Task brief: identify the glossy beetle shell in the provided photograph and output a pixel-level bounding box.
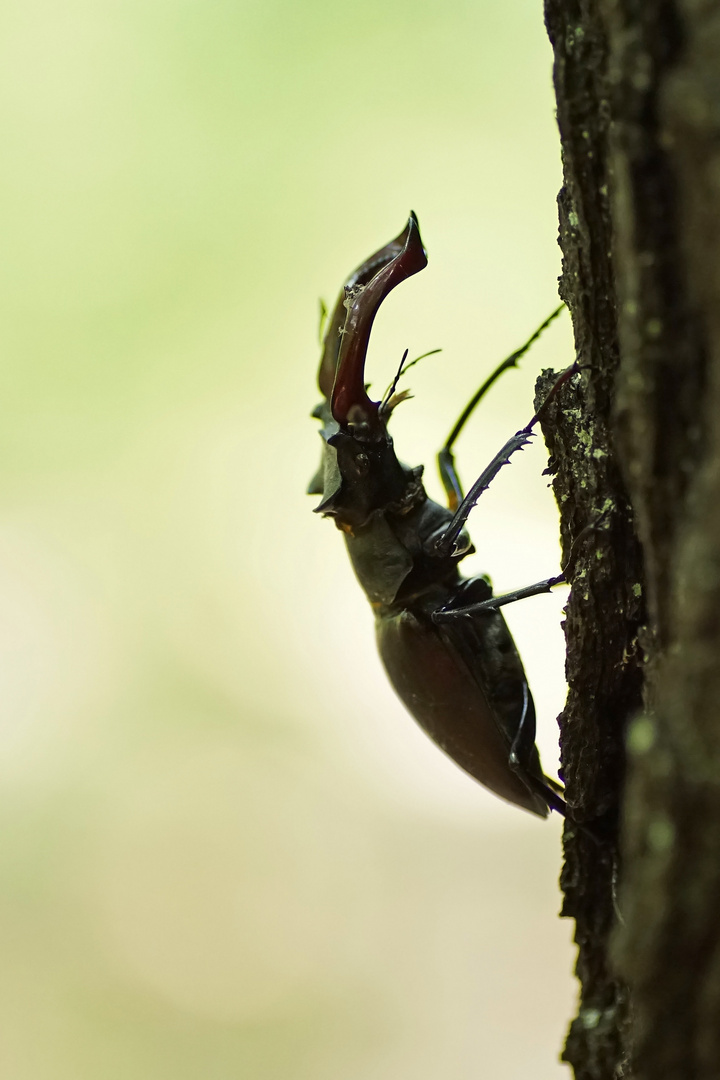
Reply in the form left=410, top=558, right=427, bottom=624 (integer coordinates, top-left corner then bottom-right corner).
left=376, top=604, right=548, bottom=815
left=310, top=213, right=560, bottom=817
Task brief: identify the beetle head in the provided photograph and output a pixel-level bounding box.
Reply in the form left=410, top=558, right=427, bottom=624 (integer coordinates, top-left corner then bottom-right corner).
left=309, top=214, right=428, bottom=528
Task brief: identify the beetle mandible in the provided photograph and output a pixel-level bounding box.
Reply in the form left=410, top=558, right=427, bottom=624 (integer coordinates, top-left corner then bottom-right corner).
left=308, top=213, right=571, bottom=817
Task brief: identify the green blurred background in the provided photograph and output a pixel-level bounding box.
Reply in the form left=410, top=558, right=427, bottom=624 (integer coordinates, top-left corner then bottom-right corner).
left=0, top=1, right=577, bottom=1076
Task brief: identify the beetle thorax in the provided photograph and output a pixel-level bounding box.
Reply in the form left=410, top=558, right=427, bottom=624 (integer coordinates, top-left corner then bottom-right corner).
left=314, top=415, right=425, bottom=531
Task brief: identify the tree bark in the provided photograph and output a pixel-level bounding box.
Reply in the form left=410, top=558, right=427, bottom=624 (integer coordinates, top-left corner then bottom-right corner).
left=542, top=1, right=720, bottom=1077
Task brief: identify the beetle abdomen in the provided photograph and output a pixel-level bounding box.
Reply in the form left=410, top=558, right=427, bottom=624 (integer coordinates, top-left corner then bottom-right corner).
left=375, top=608, right=549, bottom=816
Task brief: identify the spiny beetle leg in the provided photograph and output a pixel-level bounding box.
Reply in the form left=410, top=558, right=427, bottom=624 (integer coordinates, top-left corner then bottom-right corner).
left=437, top=305, right=565, bottom=511
left=433, top=362, right=578, bottom=559
left=432, top=572, right=566, bottom=622
left=432, top=504, right=610, bottom=622
left=434, top=427, right=536, bottom=558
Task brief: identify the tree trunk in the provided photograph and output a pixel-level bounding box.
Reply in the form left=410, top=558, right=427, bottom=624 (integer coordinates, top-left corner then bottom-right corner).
left=542, top=1, right=720, bottom=1077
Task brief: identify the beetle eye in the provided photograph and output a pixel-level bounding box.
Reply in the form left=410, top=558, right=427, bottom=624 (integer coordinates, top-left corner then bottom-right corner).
left=353, top=453, right=369, bottom=477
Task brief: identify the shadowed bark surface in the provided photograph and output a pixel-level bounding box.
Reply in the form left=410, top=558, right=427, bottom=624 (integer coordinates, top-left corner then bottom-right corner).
left=542, top=1, right=720, bottom=1077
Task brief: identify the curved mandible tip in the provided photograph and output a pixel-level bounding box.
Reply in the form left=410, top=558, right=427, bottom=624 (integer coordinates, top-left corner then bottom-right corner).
left=330, top=213, right=428, bottom=428
left=317, top=213, right=424, bottom=399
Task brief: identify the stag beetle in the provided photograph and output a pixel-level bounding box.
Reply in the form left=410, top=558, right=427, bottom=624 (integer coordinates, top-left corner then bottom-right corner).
left=308, top=213, right=572, bottom=817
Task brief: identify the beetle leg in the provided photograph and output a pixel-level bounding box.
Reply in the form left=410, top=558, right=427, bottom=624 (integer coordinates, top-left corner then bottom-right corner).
left=434, top=427, right=538, bottom=557
left=505, top=684, right=568, bottom=816
left=520, top=768, right=608, bottom=837
left=437, top=305, right=565, bottom=511
left=433, top=362, right=578, bottom=558
left=432, top=572, right=567, bottom=621
left=433, top=503, right=609, bottom=621
left=520, top=772, right=568, bottom=816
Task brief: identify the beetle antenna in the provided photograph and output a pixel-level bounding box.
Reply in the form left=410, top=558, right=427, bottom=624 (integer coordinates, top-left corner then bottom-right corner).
left=380, top=347, right=442, bottom=415
left=381, top=348, right=410, bottom=410
left=398, top=347, right=442, bottom=380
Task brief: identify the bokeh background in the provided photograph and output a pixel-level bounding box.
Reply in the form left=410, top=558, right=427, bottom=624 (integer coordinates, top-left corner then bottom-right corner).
left=1, top=1, right=578, bottom=1077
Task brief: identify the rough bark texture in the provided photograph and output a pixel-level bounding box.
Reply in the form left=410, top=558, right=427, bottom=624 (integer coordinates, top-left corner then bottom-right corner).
left=542, top=1, right=720, bottom=1078
left=540, top=7, right=645, bottom=1077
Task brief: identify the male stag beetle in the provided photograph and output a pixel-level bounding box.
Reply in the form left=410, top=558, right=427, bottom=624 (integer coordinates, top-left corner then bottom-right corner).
left=308, top=213, right=573, bottom=817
